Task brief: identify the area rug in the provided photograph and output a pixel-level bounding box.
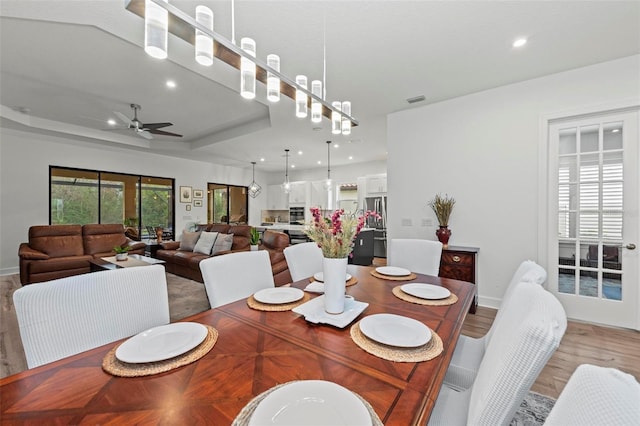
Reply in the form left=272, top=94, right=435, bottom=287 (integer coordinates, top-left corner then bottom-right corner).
left=510, top=391, right=556, bottom=425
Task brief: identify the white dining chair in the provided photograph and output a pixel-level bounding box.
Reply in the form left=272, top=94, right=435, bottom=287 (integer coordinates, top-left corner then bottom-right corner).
left=200, top=250, right=274, bottom=308
left=428, top=281, right=567, bottom=426
left=444, top=260, right=547, bottom=390
left=13, top=265, right=170, bottom=369
left=283, top=242, right=324, bottom=282
left=386, top=238, right=443, bottom=276
left=544, top=364, right=640, bottom=425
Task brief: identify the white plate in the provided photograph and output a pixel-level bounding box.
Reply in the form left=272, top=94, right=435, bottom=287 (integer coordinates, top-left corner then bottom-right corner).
left=375, top=266, right=412, bottom=277
left=313, top=272, right=352, bottom=283
left=254, top=287, right=304, bottom=304
left=249, top=380, right=371, bottom=426
left=292, top=296, right=369, bottom=328
left=116, top=322, right=208, bottom=363
left=401, top=283, right=451, bottom=300
left=359, top=314, right=431, bottom=348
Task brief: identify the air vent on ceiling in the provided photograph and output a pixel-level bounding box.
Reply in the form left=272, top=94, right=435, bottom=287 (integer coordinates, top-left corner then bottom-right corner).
left=406, top=95, right=426, bottom=104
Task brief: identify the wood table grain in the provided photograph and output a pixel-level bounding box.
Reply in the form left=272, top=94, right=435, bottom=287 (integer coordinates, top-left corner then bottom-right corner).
left=0, top=266, right=474, bottom=425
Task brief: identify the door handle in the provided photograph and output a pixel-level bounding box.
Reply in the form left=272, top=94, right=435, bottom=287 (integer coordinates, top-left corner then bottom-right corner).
left=626, top=243, right=636, bottom=250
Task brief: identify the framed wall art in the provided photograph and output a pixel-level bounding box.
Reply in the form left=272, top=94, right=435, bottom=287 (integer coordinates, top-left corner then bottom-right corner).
left=193, top=189, right=204, bottom=198
left=180, top=186, right=192, bottom=203
left=186, top=204, right=191, bottom=211
left=194, top=199, right=203, bottom=207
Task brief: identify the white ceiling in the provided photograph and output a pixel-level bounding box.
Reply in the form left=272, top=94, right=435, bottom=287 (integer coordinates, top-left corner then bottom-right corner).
left=1, top=0, right=639, bottom=172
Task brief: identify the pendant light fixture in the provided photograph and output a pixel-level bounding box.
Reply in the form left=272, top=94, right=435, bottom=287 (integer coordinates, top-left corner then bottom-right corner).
left=282, top=149, right=291, bottom=193
left=144, top=0, right=168, bottom=59
left=266, top=54, right=280, bottom=102
left=341, top=101, right=351, bottom=135
left=195, top=6, right=214, bottom=66
left=133, top=1, right=358, bottom=128
left=240, top=37, right=256, bottom=99
left=331, top=101, right=341, bottom=134
left=295, top=75, right=308, bottom=118
left=248, top=161, right=262, bottom=198
left=324, top=140, right=332, bottom=190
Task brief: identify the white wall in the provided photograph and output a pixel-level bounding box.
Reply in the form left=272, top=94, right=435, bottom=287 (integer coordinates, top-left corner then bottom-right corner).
left=387, top=55, right=640, bottom=308
left=0, top=128, right=268, bottom=274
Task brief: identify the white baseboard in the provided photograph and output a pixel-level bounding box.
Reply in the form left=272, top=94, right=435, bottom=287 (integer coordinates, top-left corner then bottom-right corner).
left=0, top=267, right=19, bottom=276
left=478, top=295, right=501, bottom=310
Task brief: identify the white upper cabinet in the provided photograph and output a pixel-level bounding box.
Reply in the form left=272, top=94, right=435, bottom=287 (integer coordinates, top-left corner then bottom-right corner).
left=289, top=181, right=309, bottom=205
left=366, top=174, right=387, bottom=195
left=267, top=184, right=288, bottom=210
left=310, top=181, right=329, bottom=210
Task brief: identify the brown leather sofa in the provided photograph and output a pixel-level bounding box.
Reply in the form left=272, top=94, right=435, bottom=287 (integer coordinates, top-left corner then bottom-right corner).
left=156, top=225, right=292, bottom=285
left=18, top=224, right=146, bottom=284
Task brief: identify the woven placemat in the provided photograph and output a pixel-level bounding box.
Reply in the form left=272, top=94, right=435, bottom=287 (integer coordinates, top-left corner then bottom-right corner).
left=102, top=325, right=218, bottom=377
left=350, top=321, right=443, bottom=362
left=370, top=270, right=418, bottom=281
left=231, top=380, right=384, bottom=426
left=392, top=286, right=459, bottom=306
left=247, top=293, right=312, bottom=311
left=309, top=276, right=358, bottom=287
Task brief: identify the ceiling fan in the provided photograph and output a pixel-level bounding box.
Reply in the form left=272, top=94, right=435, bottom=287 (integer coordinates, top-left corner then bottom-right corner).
left=113, top=104, right=182, bottom=139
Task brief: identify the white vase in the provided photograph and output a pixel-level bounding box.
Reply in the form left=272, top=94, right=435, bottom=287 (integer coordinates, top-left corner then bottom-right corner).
left=115, top=253, right=128, bottom=261
left=250, top=245, right=259, bottom=251
left=323, top=257, right=348, bottom=314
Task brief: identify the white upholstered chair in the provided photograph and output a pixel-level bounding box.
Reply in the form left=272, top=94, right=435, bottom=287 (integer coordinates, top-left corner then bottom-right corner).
left=283, top=242, right=324, bottom=282
left=200, top=250, right=274, bottom=308
left=387, top=238, right=443, bottom=276
left=13, top=265, right=170, bottom=369
left=429, top=281, right=567, bottom=426
left=444, top=260, right=547, bottom=391
left=545, top=364, right=640, bottom=425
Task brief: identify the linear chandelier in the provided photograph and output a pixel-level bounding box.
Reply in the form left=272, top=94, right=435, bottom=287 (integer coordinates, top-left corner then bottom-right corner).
left=128, top=0, right=358, bottom=133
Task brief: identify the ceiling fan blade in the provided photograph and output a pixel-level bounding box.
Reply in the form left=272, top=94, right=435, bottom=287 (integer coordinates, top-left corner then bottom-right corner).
left=149, top=129, right=183, bottom=137
left=143, top=122, right=173, bottom=130
left=114, top=111, right=132, bottom=126
left=137, top=130, right=153, bottom=140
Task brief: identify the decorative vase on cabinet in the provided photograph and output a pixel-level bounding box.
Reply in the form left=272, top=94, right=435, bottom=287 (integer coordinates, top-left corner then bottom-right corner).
left=436, top=226, right=451, bottom=248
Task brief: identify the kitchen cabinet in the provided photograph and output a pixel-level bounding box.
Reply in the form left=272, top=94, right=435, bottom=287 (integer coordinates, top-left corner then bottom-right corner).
left=439, top=246, right=479, bottom=313
left=309, top=181, right=329, bottom=210
left=267, top=184, right=288, bottom=210
left=366, top=174, right=387, bottom=195
left=288, top=181, right=309, bottom=205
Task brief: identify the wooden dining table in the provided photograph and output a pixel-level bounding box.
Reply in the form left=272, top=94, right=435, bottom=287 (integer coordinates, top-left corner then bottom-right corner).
left=0, top=265, right=475, bottom=425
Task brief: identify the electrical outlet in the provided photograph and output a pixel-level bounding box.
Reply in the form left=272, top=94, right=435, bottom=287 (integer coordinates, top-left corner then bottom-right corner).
left=401, top=218, right=412, bottom=226
left=422, top=218, right=433, bottom=227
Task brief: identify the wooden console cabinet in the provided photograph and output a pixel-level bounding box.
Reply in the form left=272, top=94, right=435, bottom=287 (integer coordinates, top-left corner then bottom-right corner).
left=439, top=246, right=479, bottom=313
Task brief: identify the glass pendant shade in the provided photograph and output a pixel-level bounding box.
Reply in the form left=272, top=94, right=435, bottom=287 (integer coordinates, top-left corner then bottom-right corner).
left=266, top=54, right=280, bottom=102
left=195, top=6, right=214, bottom=66
left=295, top=75, right=308, bottom=118
left=311, top=80, right=322, bottom=123
left=240, top=37, right=256, bottom=99
left=282, top=149, right=291, bottom=193
left=144, top=0, right=168, bottom=59
left=331, top=101, right=342, bottom=134
left=248, top=162, right=262, bottom=198
left=341, top=101, right=351, bottom=135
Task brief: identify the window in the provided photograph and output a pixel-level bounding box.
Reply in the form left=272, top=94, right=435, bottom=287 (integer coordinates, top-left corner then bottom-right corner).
left=207, top=183, right=248, bottom=224
left=50, top=167, right=174, bottom=239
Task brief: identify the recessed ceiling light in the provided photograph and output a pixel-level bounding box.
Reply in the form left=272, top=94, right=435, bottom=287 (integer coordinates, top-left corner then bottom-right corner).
left=166, top=80, right=176, bottom=88
left=333, top=143, right=339, bottom=148
left=348, top=156, right=353, bottom=160
left=291, top=164, right=296, bottom=168
left=512, top=38, right=527, bottom=48
left=612, top=129, right=620, bottom=133
left=260, top=158, right=265, bottom=161
left=317, top=160, right=322, bottom=165
left=298, top=150, right=303, bottom=155
left=107, top=119, right=117, bottom=126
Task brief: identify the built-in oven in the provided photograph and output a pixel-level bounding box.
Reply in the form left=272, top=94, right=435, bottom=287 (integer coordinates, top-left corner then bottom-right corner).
left=289, top=206, right=305, bottom=225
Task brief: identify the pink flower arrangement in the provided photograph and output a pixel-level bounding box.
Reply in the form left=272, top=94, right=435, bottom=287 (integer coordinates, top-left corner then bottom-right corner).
left=305, top=207, right=380, bottom=258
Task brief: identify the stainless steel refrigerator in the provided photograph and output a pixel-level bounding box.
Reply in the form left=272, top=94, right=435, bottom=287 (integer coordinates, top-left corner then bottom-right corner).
left=364, top=196, right=387, bottom=258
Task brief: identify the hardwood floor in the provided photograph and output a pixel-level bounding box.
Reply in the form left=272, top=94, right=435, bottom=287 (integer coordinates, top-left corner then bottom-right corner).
left=462, top=306, right=640, bottom=399
left=2, top=269, right=639, bottom=400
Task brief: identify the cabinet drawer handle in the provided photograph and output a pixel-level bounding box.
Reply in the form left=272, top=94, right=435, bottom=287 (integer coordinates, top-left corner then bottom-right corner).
left=452, top=256, right=461, bottom=262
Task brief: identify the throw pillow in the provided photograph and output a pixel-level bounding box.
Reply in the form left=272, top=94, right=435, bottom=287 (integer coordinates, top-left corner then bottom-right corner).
left=178, top=231, right=201, bottom=251
left=193, top=231, right=219, bottom=255
left=211, top=233, right=234, bottom=255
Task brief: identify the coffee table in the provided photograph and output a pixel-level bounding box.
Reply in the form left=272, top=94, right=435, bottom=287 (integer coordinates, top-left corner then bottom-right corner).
left=89, top=254, right=165, bottom=272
